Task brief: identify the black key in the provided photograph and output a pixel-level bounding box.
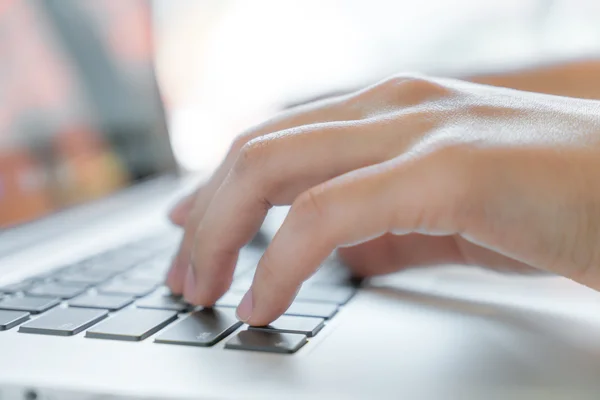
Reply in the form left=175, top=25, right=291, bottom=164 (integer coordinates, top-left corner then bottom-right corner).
left=225, top=330, right=307, bottom=354
left=69, top=294, right=134, bottom=311
left=27, top=283, right=88, bottom=299
left=19, top=308, right=108, bottom=336
left=86, top=309, right=177, bottom=341
left=0, top=310, right=30, bottom=330
left=0, top=281, right=33, bottom=294
left=215, top=292, right=243, bottom=308
left=57, top=270, right=116, bottom=286
left=284, top=302, right=338, bottom=319
left=98, top=280, right=157, bottom=297
left=295, top=286, right=355, bottom=304
left=249, top=315, right=324, bottom=337
left=137, top=294, right=190, bottom=312
left=0, top=296, right=60, bottom=313
left=155, top=308, right=242, bottom=347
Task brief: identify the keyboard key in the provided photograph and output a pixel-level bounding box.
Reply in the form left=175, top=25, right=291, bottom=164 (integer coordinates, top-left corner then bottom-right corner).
left=284, top=302, right=338, bottom=319
left=249, top=315, right=325, bottom=337
left=83, top=253, right=144, bottom=273
left=155, top=308, right=242, bottom=347
left=134, top=254, right=172, bottom=273
left=121, top=270, right=163, bottom=284
left=137, top=294, right=190, bottom=312
left=69, top=294, right=134, bottom=311
left=19, top=308, right=108, bottom=336
left=57, top=270, right=116, bottom=286
left=98, top=280, right=157, bottom=297
left=128, top=234, right=180, bottom=252
left=152, top=286, right=175, bottom=296
left=85, top=260, right=136, bottom=274
left=217, top=292, right=337, bottom=320
left=86, top=309, right=177, bottom=341
left=225, top=330, right=307, bottom=354
left=27, top=283, right=88, bottom=299
left=0, top=310, right=30, bottom=330
left=295, top=286, right=355, bottom=304
left=309, top=263, right=356, bottom=287
left=215, top=292, right=243, bottom=308
left=0, top=296, right=60, bottom=313
left=0, top=281, right=33, bottom=294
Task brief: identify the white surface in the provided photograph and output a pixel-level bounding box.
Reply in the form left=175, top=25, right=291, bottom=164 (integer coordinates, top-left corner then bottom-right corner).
left=154, top=0, right=600, bottom=172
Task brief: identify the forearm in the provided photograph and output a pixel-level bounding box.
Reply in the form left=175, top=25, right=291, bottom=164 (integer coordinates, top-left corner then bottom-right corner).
left=469, top=59, right=600, bottom=100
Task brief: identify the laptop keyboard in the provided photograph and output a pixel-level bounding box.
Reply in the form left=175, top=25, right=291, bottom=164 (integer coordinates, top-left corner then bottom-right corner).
left=0, top=233, right=359, bottom=354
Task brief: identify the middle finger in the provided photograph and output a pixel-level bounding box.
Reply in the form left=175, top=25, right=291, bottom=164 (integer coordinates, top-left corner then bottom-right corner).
left=183, top=117, right=416, bottom=305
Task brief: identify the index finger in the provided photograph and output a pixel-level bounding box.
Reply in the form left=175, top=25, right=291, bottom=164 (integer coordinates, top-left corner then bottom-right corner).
left=167, top=95, right=358, bottom=294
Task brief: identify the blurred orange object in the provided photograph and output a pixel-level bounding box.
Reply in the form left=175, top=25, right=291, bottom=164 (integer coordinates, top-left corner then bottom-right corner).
left=53, top=127, right=129, bottom=206
left=0, top=0, right=160, bottom=227
left=0, top=148, right=53, bottom=226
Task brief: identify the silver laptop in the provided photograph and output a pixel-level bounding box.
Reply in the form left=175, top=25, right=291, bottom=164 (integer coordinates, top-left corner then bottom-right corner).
left=2, top=3, right=600, bottom=399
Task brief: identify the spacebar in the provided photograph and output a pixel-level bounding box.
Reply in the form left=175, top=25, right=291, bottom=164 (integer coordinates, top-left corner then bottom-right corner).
left=86, top=309, right=177, bottom=342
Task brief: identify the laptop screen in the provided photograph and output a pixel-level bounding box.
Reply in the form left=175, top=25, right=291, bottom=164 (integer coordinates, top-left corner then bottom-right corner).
left=0, top=0, right=177, bottom=228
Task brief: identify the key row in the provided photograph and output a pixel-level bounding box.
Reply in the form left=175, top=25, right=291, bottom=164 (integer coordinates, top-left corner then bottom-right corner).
left=0, top=307, right=320, bottom=354
left=0, top=233, right=180, bottom=296
left=0, top=283, right=354, bottom=317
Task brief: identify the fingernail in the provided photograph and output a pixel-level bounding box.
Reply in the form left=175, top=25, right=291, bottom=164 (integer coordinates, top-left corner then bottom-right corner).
left=183, top=264, right=197, bottom=301
left=236, top=289, right=253, bottom=322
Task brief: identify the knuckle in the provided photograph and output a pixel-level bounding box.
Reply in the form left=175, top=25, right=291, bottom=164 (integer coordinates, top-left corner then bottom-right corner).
left=347, top=74, right=458, bottom=114
left=292, top=188, right=327, bottom=225
left=370, top=75, right=454, bottom=106
left=396, top=76, right=454, bottom=104
left=229, top=133, right=253, bottom=156
left=381, top=74, right=418, bottom=92
left=231, top=137, right=271, bottom=178
left=351, top=75, right=408, bottom=105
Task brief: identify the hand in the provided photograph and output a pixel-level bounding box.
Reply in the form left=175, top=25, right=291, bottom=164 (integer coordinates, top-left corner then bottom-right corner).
left=166, top=75, right=600, bottom=326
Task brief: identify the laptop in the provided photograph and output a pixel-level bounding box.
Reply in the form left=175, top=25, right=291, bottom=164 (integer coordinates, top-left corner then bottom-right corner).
left=2, top=2, right=600, bottom=399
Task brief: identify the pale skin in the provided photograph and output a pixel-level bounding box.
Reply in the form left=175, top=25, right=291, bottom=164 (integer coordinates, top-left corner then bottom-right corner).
left=166, top=59, right=600, bottom=326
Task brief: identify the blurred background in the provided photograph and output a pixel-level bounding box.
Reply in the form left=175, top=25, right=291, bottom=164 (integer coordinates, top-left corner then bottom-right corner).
left=1, top=0, right=600, bottom=226
left=153, top=0, right=600, bottom=170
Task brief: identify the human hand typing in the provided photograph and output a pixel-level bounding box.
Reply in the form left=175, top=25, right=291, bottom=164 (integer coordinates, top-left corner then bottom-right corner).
left=166, top=75, right=600, bottom=326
